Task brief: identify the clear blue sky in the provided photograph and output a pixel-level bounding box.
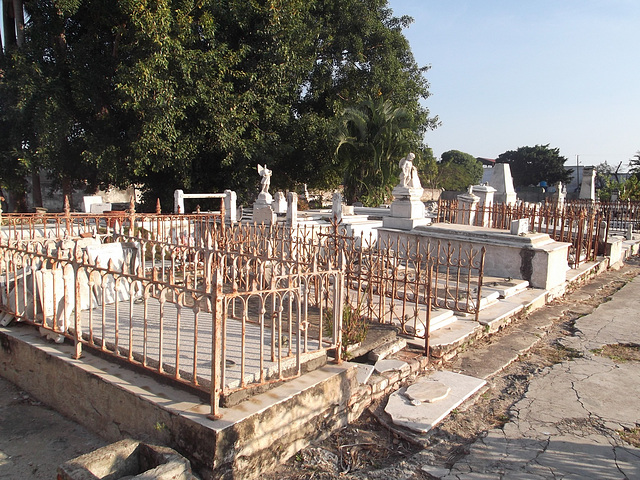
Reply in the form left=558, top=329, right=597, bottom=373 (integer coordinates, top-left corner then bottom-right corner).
left=388, top=0, right=639, bottom=169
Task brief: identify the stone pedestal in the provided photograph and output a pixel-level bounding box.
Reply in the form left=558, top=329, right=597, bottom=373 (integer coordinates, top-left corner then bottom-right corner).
left=287, top=192, right=298, bottom=227
left=253, top=193, right=276, bottom=225
left=456, top=190, right=480, bottom=226
left=472, top=184, right=496, bottom=227
left=579, top=166, right=596, bottom=201
left=224, top=190, right=237, bottom=223
left=550, top=182, right=566, bottom=209
left=383, top=186, right=430, bottom=230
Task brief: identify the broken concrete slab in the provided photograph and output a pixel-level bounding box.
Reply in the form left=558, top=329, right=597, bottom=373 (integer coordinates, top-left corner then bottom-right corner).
left=57, top=438, right=194, bottom=480
left=385, top=371, right=486, bottom=433
left=355, top=364, right=374, bottom=384
left=374, top=359, right=408, bottom=373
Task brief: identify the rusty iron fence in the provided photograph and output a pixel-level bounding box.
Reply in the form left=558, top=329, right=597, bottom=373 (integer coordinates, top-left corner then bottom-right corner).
left=0, top=218, right=344, bottom=417
left=436, top=199, right=608, bottom=267
left=317, top=223, right=485, bottom=356
left=0, top=212, right=487, bottom=414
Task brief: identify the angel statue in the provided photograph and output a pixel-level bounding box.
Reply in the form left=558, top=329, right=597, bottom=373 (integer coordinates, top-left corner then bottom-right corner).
left=398, top=153, right=421, bottom=188
left=257, top=164, right=272, bottom=194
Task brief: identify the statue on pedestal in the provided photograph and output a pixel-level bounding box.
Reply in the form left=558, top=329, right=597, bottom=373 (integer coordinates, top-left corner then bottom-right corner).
left=398, top=153, right=421, bottom=189
left=257, top=164, right=272, bottom=195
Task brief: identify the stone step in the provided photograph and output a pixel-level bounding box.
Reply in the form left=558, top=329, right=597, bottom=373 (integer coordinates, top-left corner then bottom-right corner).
left=481, top=276, right=529, bottom=298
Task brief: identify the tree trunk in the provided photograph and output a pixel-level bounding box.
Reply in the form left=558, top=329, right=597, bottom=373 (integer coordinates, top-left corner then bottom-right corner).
left=31, top=171, right=43, bottom=207
left=2, top=0, right=16, bottom=47
left=13, top=0, right=24, bottom=47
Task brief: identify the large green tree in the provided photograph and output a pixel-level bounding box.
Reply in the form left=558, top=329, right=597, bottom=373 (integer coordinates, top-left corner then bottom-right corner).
left=496, top=144, right=572, bottom=188
left=436, top=150, right=483, bottom=191
left=0, top=0, right=436, bottom=210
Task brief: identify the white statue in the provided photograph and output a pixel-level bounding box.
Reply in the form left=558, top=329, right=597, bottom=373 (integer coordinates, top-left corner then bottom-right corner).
left=257, top=164, right=272, bottom=194
left=398, top=153, right=421, bottom=188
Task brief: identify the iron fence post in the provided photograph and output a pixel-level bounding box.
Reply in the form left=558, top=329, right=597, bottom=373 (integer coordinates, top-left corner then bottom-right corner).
left=209, top=265, right=224, bottom=419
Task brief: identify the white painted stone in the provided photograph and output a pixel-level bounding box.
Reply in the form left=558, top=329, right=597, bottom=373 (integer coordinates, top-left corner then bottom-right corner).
left=253, top=205, right=276, bottom=225
left=35, top=267, right=75, bottom=333
left=488, top=163, right=517, bottom=205
left=385, top=370, right=486, bottom=433
left=224, top=190, right=237, bottom=223
left=286, top=192, right=298, bottom=227
left=456, top=189, right=480, bottom=226
left=83, top=195, right=103, bottom=213
left=405, top=380, right=451, bottom=403
left=510, top=218, right=530, bottom=235
left=89, top=202, right=112, bottom=214
left=85, top=243, right=131, bottom=305
left=374, top=359, right=407, bottom=373
left=579, top=166, right=596, bottom=200
left=356, top=364, right=374, bottom=384
left=273, top=192, right=287, bottom=214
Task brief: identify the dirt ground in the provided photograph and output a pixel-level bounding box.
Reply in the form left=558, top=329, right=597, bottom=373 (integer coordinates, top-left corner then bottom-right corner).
left=0, top=377, right=107, bottom=479
left=263, top=261, right=640, bottom=480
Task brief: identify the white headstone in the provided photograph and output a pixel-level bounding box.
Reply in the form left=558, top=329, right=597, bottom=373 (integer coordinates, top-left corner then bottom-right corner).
left=273, top=191, right=287, bottom=214
left=287, top=192, right=298, bottom=226
left=332, top=192, right=343, bottom=222
left=224, top=190, right=237, bottom=223
left=83, top=195, right=103, bottom=213
left=488, top=163, right=517, bottom=205
left=174, top=189, right=185, bottom=214
left=579, top=166, right=596, bottom=200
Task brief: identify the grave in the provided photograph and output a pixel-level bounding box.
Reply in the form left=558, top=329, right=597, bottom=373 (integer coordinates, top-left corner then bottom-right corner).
left=579, top=166, right=596, bottom=201
left=488, top=163, right=517, bottom=205
left=383, top=153, right=431, bottom=230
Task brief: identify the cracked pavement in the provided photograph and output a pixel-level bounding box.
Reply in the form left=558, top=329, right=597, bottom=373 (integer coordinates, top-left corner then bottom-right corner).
left=440, top=274, right=640, bottom=480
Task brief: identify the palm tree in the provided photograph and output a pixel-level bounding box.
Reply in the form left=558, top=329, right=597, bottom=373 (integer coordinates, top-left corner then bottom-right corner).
left=336, top=95, right=417, bottom=206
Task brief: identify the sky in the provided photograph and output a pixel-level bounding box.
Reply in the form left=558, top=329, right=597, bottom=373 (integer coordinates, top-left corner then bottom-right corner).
left=387, top=0, right=640, bottom=169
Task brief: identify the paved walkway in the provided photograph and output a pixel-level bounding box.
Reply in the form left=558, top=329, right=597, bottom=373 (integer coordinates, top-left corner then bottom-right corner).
left=442, top=275, right=640, bottom=479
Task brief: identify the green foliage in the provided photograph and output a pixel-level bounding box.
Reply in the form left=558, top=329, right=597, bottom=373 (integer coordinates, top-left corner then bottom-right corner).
left=496, top=144, right=572, bottom=188
left=324, top=301, right=369, bottom=360
left=336, top=95, right=419, bottom=205
left=629, top=151, right=640, bottom=179
left=0, top=0, right=437, bottom=210
left=436, top=150, right=483, bottom=191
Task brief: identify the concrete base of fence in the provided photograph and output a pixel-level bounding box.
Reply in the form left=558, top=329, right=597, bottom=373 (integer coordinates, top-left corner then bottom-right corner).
left=0, top=324, right=358, bottom=480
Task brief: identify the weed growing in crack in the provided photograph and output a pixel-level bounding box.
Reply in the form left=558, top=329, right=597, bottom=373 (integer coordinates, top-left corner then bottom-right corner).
left=591, top=343, right=640, bottom=363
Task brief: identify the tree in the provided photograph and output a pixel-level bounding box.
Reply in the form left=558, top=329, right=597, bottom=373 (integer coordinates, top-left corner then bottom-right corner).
left=0, top=0, right=437, bottom=210
left=629, top=151, right=640, bottom=179
left=335, top=95, right=420, bottom=205
left=496, top=145, right=572, bottom=188
left=436, top=150, right=483, bottom=191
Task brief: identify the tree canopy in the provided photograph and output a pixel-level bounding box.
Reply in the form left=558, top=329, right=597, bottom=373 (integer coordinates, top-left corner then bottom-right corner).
left=496, top=144, right=572, bottom=188
left=0, top=0, right=437, bottom=210
left=436, top=150, right=483, bottom=191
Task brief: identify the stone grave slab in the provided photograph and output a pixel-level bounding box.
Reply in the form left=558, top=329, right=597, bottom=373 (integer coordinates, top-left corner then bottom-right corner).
left=385, top=370, right=486, bottom=433
left=86, top=243, right=131, bottom=305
